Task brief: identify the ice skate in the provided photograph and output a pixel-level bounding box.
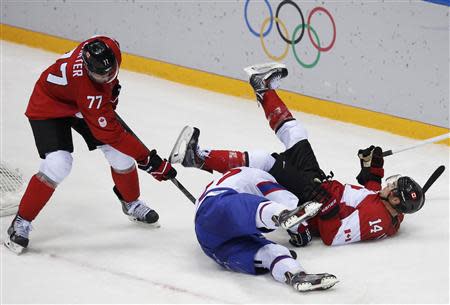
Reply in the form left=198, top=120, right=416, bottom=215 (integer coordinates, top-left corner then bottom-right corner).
left=272, top=201, right=322, bottom=230
left=285, top=271, right=339, bottom=292
left=4, top=214, right=32, bottom=254
left=113, top=187, right=160, bottom=227
left=244, top=62, right=288, bottom=103
left=169, top=126, right=209, bottom=171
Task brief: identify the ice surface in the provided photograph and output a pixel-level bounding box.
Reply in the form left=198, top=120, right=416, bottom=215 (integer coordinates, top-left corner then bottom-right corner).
left=1, top=41, right=449, bottom=304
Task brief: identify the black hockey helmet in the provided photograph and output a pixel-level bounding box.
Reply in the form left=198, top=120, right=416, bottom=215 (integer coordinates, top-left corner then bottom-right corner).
left=82, top=39, right=118, bottom=84
left=391, top=176, right=425, bottom=214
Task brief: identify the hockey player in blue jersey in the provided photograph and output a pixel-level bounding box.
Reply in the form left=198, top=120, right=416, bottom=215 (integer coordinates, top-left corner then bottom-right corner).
left=193, top=166, right=338, bottom=292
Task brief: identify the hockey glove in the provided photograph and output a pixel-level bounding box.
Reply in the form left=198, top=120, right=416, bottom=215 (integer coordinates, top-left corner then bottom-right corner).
left=138, top=150, right=177, bottom=181
left=111, top=83, right=121, bottom=109
left=356, top=146, right=384, bottom=185
left=288, top=225, right=312, bottom=247
left=112, top=83, right=121, bottom=99
left=310, top=183, right=339, bottom=220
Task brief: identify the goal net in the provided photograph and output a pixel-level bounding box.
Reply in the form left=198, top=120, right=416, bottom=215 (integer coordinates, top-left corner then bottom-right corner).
left=0, top=162, right=24, bottom=217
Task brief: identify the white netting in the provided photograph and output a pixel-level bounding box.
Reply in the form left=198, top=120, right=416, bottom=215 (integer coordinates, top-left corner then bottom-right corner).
left=0, top=163, right=24, bottom=217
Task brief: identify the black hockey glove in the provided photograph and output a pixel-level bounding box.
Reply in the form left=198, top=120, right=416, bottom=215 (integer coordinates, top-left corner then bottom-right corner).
left=112, top=83, right=121, bottom=99
left=288, top=225, right=312, bottom=247
left=356, top=146, right=384, bottom=185
left=138, top=150, right=177, bottom=181
left=111, top=83, right=121, bottom=109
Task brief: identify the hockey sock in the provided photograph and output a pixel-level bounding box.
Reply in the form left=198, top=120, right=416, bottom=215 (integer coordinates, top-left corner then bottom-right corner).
left=270, top=255, right=304, bottom=283
left=256, top=201, right=286, bottom=229
left=255, top=244, right=304, bottom=283
left=262, top=90, right=294, bottom=132
left=203, top=150, right=247, bottom=174
left=18, top=174, right=55, bottom=221
left=111, top=166, right=140, bottom=203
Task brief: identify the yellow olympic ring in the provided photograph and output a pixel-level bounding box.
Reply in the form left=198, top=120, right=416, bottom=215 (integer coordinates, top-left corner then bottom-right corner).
left=260, top=17, right=289, bottom=62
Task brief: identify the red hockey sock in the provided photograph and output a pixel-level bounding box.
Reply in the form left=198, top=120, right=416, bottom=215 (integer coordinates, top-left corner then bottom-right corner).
left=18, top=175, right=55, bottom=221
left=111, top=166, right=140, bottom=203
left=262, top=90, right=294, bottom=131
left=204, top=150, right=247, bottom=174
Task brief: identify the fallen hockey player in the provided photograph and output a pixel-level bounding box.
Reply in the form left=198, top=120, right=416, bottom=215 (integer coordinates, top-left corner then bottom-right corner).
left=170, top=63, right=425, bottom=248
left=193, top=164, right=339, bottom=292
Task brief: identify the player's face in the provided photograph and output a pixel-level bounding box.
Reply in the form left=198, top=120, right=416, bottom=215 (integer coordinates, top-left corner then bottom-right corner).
left=381, top=177, right=402, bottom=206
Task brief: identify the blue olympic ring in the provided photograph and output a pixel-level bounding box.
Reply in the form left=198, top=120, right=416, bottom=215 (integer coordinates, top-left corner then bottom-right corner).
left=244, top=0, right=273, bottom=38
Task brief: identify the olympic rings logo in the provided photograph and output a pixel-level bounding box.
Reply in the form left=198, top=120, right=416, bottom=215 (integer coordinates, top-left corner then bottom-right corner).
left=244, top=0, right=336, bottom=69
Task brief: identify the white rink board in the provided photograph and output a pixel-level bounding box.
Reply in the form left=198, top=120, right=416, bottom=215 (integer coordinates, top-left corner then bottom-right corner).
left=2, top=1, right=449, bottom=127
left=1, top=41, right=449, bottom=304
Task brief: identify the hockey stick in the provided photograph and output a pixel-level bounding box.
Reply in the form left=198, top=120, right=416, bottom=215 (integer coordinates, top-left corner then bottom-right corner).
left=382, top=133, right=450, bottom=157
left=422, top=165, right=445, bottom=194
left=114, top=113, right=196, bottom=204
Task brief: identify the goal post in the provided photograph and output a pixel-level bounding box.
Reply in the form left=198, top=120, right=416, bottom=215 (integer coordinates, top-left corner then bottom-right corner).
left=0, top=162, right=24, bottom=217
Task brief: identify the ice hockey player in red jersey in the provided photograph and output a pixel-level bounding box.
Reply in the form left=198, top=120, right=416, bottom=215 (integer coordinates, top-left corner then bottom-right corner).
left=169, top=62, right=425, bottom=248
left=4, top=36, right=177, bottom=254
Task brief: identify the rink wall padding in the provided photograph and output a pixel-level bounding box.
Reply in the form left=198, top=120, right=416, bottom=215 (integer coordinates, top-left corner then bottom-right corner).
left=1, top=23, right=449, bottom=146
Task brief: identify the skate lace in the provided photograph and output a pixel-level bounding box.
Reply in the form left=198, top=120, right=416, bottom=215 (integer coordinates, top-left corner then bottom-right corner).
left=251, top=76, right=266, bottom=93
left=14, top=216, right=32, bottom=238
left=127, top=200, right=152, bottom=220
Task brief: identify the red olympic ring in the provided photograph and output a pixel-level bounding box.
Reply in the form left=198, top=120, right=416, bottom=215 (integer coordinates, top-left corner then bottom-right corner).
left=307, top=7, right=336, bottom=52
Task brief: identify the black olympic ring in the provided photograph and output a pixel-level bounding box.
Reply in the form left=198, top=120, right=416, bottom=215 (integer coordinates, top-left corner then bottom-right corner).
left=275, top=0, right=305, bottom=45
left=244, top=0, right=337, bottom=68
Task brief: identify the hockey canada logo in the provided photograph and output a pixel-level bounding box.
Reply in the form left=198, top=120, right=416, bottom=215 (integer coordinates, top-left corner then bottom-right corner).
left=98, top=116, right=107, bottom=128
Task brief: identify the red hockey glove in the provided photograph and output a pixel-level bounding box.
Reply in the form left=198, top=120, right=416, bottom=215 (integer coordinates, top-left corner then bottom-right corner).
left=138, top=150, right=177, bottom=181
left=356, top=146, right=384, bottom=185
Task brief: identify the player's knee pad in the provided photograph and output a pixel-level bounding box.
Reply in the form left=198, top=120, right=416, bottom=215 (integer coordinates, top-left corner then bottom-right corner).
left=276, top=120, right=308, bottom=150
left=254, top=243, right=293, bottom=269
left=98, top=145, right=135, bottom=172
left=247, top=150, right=275, bottom=172
left=39, top=150, right=73, bottom=185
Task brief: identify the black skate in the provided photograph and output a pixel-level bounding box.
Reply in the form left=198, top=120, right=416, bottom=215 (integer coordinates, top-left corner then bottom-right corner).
left=285, top=271, right=339, bottom=292
left=272, top=201, right=322, bottom=230
left=244, top=62, right=288, bottom=103
left=113, top=187, right=160, bottom=227
left=4, top=214, right=32, bottom=254
left=169, top=126, right=210, bottom=171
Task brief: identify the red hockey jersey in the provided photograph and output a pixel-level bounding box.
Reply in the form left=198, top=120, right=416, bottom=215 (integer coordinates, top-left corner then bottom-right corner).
left=312, top=180, right=404, bottom=246
left=25, top=36, right=149, bottom=161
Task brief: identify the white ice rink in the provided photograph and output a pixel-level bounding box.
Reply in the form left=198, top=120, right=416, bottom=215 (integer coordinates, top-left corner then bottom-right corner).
left=1, top=41, right=449, bottom=304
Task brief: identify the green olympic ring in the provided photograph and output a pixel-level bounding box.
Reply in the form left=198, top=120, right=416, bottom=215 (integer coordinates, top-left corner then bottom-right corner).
left=291, top=23, right=321, bottom=69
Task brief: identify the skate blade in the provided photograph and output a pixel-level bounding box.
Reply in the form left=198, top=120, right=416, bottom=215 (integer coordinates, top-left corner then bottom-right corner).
left=3, top=236, right=25, bottom=255
left=243, top=62, right=286, bottom=76
left=169, top=126, right=195, bottom=164
left=281, top=202, right=323, bottom=230
left=128, top=216, right=161, bottom=228
left=295, top=276, right=339, bottom=292
left=302, top=202, right=323, bottom=219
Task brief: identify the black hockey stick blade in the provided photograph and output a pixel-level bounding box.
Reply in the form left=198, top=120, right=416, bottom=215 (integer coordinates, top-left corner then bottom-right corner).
left=382, top=150, right=393, bottom=157
left=171, top=178, right=196, bottom=204
left=423, top=165, right=445, bottom=194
